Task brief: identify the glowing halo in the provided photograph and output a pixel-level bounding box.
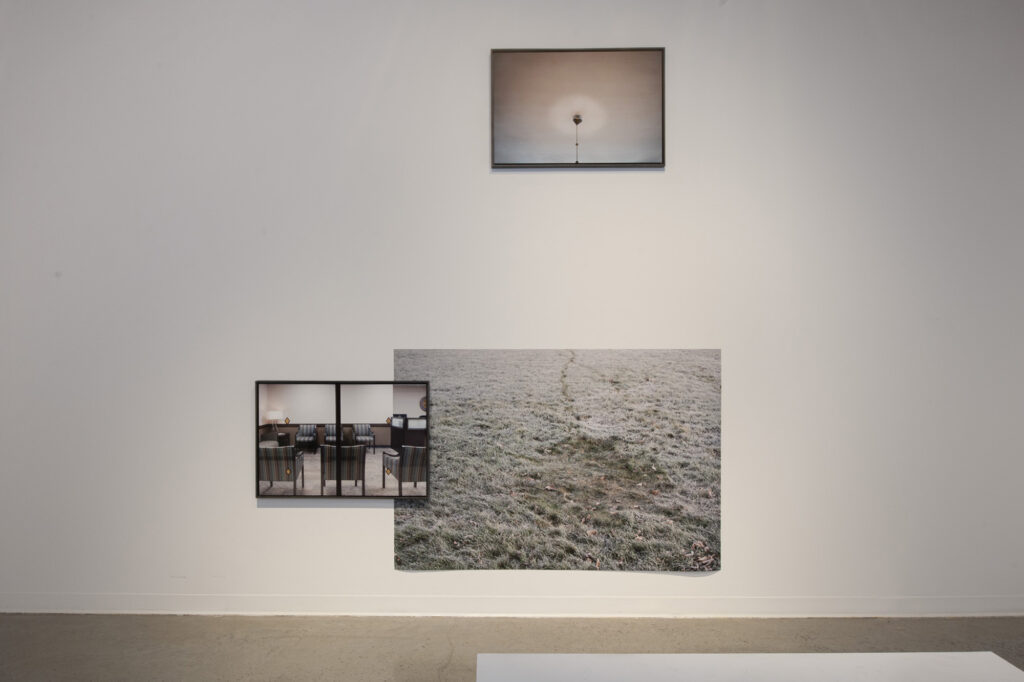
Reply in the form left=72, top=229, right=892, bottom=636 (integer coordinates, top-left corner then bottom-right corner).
left=548, top=94, right=608, bottom=136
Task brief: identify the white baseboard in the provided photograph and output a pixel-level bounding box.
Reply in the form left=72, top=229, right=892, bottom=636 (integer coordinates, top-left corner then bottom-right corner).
left=3, top=592, right=1024, bottom=617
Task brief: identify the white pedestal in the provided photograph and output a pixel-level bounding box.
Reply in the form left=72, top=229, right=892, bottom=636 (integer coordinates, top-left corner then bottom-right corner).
left=477, top=652, right=1024, bottom=682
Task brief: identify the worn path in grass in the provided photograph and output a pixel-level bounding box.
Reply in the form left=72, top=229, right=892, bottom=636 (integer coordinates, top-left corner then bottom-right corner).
left=394, top=349, right=721, bottom=571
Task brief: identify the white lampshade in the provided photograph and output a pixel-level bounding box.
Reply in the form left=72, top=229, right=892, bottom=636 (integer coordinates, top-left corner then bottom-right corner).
left=266, top=410, right=283, bottom=422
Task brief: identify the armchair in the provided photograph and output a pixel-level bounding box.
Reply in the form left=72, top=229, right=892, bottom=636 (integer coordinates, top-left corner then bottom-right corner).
left=394, top=445, right=427, bottom=496
left=320, top=444, right=367, bottom=496
left=385, top=446, right=430, bottom=493
left=354, top=423, right=375, bottom=452
left=295, top=424, right=318, bottom=454
left=257, top=446, right=303, bottom=495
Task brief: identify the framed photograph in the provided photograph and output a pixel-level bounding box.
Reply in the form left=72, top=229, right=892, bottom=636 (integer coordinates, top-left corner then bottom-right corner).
left=491, top=48, right=665, bottom=168
left=255, top=381, right=429, bottom=499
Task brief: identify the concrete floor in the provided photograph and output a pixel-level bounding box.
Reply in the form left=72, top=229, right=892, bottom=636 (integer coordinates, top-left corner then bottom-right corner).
left=1, top=615, right=1022, bottom=681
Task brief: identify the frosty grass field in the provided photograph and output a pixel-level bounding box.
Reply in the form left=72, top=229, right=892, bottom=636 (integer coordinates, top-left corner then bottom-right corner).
left=394, top=349, right=721, bottom=571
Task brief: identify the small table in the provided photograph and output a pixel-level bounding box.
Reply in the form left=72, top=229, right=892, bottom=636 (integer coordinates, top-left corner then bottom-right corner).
left=277, top=432, right=291, bottom=446
left=381, top=448, right=401, bottom=494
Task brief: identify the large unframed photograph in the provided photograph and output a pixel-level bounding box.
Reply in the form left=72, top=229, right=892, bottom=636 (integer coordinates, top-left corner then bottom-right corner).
left=394, top=349, right=721, bottom=571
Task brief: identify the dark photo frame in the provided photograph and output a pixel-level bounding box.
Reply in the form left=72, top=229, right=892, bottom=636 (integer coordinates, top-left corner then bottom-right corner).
left=491, top=48, right=665, bottom=169
left=255, top=381, right=430, bottom=499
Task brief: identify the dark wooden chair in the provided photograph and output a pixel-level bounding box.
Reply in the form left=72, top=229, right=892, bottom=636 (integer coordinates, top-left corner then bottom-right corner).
left=295, top=424, right=318, bottom=454
left=320, top=444, right=367, bottom=496
left=393, top=445, right=427, bottom=496
left=257, top=446, right=303, bottom=495
left=354, top=423, right=375, bottom=452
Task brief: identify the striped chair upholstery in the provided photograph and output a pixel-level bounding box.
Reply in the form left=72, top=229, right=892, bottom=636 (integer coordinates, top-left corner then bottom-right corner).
left=354, top=423, right=375, bottom=452
left=295, top=424, right=318, bottom=453
left=397, top=445, right=428, bottom=488
left=320, top=444, right=367, bottom=495
left=324, top=424, right=337, bottom=445
left=258, top=446, right=302, bottom=495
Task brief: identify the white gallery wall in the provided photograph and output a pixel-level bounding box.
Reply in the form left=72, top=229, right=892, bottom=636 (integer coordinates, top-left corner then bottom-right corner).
left=1, top=0, right=1022, bottom=616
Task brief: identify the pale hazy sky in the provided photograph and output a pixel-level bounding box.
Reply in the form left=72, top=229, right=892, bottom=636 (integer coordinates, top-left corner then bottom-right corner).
left=492, top=50, right=663, bottom=165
